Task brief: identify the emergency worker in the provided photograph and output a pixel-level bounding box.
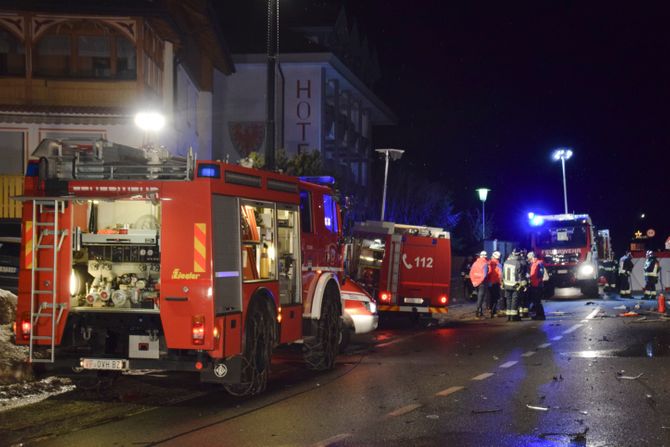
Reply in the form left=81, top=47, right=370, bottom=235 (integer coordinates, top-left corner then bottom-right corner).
left=527, top=252, right=546, bottom=320
left=487, top=251, right=502, bottom=318
left=601, top=255, right=618, bottom=292
left=643, top=250, right=660, bottom=300
left=460, top=255, right=475, bottom=301
left=469, top=251, right=489, bottom=318
left=518, top=249, right=530, bottom=318
left=503, top=249, right=527, bottom=321
left=618, top=251, right=633, bottom=298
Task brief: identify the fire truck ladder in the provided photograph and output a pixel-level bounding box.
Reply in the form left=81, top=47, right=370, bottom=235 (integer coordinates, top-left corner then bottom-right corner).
left=29, top=199, right=67, bottom=363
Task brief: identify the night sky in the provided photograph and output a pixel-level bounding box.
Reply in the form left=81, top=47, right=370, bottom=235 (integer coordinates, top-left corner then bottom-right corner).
left=341, top=1, right=670, bottom=252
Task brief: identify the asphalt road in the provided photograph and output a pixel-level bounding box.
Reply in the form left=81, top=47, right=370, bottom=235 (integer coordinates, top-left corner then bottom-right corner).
left=3, top=293, right=670, bottom=447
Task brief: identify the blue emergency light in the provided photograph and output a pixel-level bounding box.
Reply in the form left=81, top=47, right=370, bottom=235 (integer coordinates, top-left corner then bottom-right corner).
left=299, top=176, right=335, bottom=185
left=197, top=163, right=220, bottom=178
left=528, top=213, right=544, bottom=226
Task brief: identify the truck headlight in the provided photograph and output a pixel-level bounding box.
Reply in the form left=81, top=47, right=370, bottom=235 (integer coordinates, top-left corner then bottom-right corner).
left=578, top=264, right=594, bottom=277
left=369, top=301, right=377, bottom=314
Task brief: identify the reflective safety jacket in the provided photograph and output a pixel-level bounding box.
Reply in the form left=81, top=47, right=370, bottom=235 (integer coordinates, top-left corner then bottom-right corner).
left=644, top=256, right=660, bottom=278
left=488, top=259, right=502, bottom=285
left=502, top=254, right=527, bottom=291
left=619, top=254, right=633, bottom=275
left=469, top=257, right=489, bottom=287
left=529, top=259, right=545, bottom=288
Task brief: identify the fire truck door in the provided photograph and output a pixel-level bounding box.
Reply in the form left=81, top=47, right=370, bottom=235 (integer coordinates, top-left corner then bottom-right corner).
left=212, top=195, right=242, bottom=314
left=277, top=205, right=301, bottom=342
left=398, top=237, right=438, bottom=302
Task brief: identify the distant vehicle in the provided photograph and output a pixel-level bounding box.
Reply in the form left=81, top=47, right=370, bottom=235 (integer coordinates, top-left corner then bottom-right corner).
left=528, top=213, right=599, bottom=297
left=340, top=278, right=378, bottom=350
left=347, top=221, right=451, bottom=320
left=0, top=220, right=20, bottom=294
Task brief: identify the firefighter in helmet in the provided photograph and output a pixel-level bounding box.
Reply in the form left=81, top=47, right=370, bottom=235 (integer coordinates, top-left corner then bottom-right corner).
left=643, top=250, right=660, bottom=300
left=527, top=251, right=546, bottom=320
left=601, top=254, right=618, bottom=293
left=487, top=251, right=502, bottom=318
left=518, top=249, right=530, bottom=318
left=469, top=251, right=489, bottom=318
left=618, top=250, right=634, bottom=298
left=503, top=249, right=527, bottom=321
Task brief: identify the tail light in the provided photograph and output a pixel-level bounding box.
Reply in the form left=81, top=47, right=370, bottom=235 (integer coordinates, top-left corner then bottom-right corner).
left=439, top=295, right=448, bottom=305
left=379, top=291, right=391, bottom=303
left=192, top=315, right=205, bottom=345
left=21, top=316, right=31, bottom=341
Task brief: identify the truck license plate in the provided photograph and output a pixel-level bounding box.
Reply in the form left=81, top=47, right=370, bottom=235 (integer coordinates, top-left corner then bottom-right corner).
left=557, top=269, right=568, bottom=274
left=81, top=358, right=128, bottom=371
left=404, top=297, right=424, bottom=304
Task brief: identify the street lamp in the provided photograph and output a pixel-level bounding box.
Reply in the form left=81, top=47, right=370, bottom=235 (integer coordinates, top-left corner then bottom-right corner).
left=134, top=110, right=165, bottom=148
left=476, top=188, right=490, bottom=240
left=265, top=0, right=280, bottom=170
left=552, top=147, right=573, bottom=214
left=375, top=148, right=404, bottom=221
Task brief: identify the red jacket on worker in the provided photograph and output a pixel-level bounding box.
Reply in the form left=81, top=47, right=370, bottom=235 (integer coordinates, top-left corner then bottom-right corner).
left=487, top=259, right=502, bottom=285
left=469, top=257, right=489, bottom=287
left=529, top=258, right=544, bottom=288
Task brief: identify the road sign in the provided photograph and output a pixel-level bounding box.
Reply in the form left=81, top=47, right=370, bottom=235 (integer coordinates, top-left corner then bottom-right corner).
left=646, top=228, right=656, bottom=238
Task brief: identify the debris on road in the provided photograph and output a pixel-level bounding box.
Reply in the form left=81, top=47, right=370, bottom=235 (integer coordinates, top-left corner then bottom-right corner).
left=613, top=305, right=627, bottom=310
left=471, top=408, right=502, bottom=414
left=616, top=372, right=643, bottom=380
left=526, top=404, right=549, bottom=411
left=618, top=311, right=639, bottom=317
left=426, top=414, right=440, bottom=419
left=585, top=301, right=596, bottom=305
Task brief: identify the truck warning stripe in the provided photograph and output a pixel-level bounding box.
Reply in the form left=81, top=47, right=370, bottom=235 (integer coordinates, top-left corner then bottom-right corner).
left=24, top=221, right=33, bottom=269
left=194, top=223, right=206, bottom=272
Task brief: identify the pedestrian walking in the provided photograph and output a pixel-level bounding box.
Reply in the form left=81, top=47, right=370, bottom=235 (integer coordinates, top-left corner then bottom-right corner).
left=643, top=250, right=660, bottom=300
left=487, top=251, right=502, bottom=318
left=469, top=251, right=489, bottom=318
left=503, top=249, right=527, bottom=321
left=527, top=252, right=546, bottom=320
left=618, top=250, right=633, bottom=298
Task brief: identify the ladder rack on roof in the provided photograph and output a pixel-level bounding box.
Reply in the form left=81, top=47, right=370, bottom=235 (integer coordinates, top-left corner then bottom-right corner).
left=32, top=139, right=195, bottom=181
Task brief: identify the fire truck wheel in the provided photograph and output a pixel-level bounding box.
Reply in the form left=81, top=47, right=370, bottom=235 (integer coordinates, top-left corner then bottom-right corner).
left=304, top=282, right=342, bottom=370
left=224, top=298, right=275, bottom=396
left=338, top=325, right=351, bottom=352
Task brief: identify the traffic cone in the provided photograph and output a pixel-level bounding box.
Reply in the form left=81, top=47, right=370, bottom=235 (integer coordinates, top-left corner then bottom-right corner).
left=658, top=293, right=666, bottom=314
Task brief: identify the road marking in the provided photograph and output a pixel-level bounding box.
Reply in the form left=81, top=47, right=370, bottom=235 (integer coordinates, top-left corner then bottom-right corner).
left=376, top=333, right=423, bottom=348
left=471, top=372, right=494, bottom=381
left=312, top=433, right=353, bottom=447
left=387, top=403, right=422, bottom=417
left=521, top=351, right=536, bottom=357
left=436, top=386, right=465, bottom=397
left=563, top=323, right=583, bottom=334
left=538, top=343, right=551, bottom=349
left=585, top=307, right=600, bottom=320
left=551, top=335, right=563, bottom=341
left=499, top=360, right=518, bottom=368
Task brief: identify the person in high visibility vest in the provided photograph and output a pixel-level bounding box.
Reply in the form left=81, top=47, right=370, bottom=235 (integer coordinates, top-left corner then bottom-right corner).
left=643, top=250, right=660, bottom=300
left=527, top=252, right=546, bottom=320
left=601, top=255, right=618, bottom=292
left=618, top=251, right=633, bottom=298
left=469, top=251, right=489, bottom=318
left=487, top=251, right=502, bottom=318
left=503, top=249, right=527, bottom=322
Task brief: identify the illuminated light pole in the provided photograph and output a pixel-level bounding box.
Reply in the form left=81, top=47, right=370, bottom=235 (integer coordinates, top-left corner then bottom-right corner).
left=552, top=148, right=573, bottom=214
left=375, top=148, right=404, bottom=221
left=476, top=188, right=490, bottom=241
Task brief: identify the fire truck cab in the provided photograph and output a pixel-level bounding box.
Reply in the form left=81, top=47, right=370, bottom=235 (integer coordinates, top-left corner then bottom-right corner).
left=14, top=139, right=343, bottom=396
left=528, top=213, right=599, bottom=297
left=347, top=221, right=451, bottom=319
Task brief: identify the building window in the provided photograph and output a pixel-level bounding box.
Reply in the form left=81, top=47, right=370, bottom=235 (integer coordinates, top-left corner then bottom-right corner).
left=33, top=21, right=136, bottom=80
left=0, top=28, right=26, bottom=76
left=0, top=131, right=25, bottom=175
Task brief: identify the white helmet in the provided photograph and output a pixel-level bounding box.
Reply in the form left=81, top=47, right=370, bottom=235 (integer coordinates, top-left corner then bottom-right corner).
left=527, top=252, right=536, bottom=260
left=492, top=251, right=501, bottom=260
left=479, top=251, right=487, bottom=257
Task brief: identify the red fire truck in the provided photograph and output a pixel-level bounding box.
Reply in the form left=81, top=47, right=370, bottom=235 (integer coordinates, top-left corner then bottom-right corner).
left=528, top=213, right=599, bottom=297
left=347, top=221, right=451, bottom=318
left=14, top=139, right=345, bottom=396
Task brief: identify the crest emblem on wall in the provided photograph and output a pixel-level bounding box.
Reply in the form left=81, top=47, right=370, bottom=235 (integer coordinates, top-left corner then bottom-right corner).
left=229, top=121, right=265, bottom=157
